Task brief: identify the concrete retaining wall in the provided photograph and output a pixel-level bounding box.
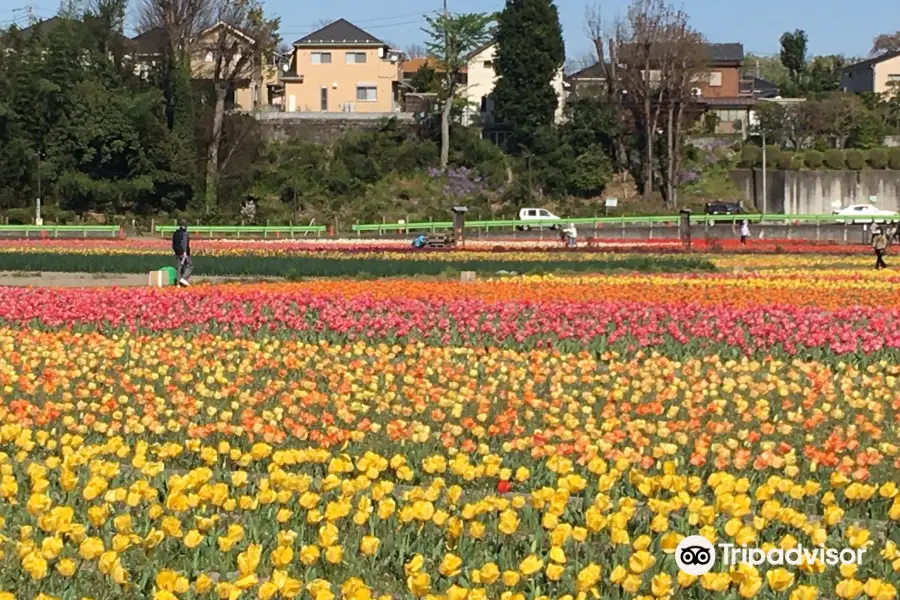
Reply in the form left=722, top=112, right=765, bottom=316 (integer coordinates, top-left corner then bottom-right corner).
left=245, top=112, right=417, bottom=144
left=730, top=169, right=900, bottom=213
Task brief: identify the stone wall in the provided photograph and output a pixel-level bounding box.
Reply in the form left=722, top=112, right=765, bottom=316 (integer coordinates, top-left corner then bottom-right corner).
left=730, top=169, right=900, bottom=213
left=248, top=111, right=417, bottom=144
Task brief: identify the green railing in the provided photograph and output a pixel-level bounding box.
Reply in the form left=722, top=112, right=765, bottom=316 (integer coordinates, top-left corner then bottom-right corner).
left=351, top=213, right=900, bottom=234
left=155, top=225, right=327, bottom=238
left=0, top=224, right=123, bottom=238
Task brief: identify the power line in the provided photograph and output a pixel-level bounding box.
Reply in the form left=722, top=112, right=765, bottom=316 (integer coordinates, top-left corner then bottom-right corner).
left=281, top=18, right=425, bottom=37
left=279, top=13, right=426, bottom=36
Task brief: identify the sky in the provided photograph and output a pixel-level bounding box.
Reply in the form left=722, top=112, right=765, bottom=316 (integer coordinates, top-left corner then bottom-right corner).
left=0, top=0, right=897, bottom=62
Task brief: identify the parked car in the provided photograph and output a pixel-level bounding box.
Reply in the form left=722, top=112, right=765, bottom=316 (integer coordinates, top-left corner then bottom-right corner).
left=832, top=204, right=899, bottom=224
left=704, top=201, right=747, bottom=215
left=517, top=208, right=561, bottom=230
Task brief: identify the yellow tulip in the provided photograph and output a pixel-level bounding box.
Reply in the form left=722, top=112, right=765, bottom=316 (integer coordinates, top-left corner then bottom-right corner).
left=183, top=529, right=204, bottom=549
left=766, top=567, right=795, bottom=592
left=789, top=585, right=819, bottom=600
left=628, top=550, right=656, bottom=574
left=836, top=579, right=864, bottom=600
left=440, top=553, right=463, bottom=577
left=518, top=555, right=543, bottom=577
left=407, top=572, right=430, bottom=597
left=651, top=573, right=673, bottom=598
left=360, top=535, right=380, bottom=556
left=195, top=574, right=214, bottom=594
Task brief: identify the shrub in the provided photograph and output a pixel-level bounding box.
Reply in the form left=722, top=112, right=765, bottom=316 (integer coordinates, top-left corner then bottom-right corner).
left=889, top=148, right=900, bottom=169
left=739, top=145, right=761, bottom=168
left=868, top=148, right=889, bottom=169
left=823, top=149, right=846, bottom=169
left=804, top=150, right=824, bottom=169
left=776, top=152, right=793, bottom=170
left=845, top=149, right=866, bottom=170
left=765, top=145, right=783, bottom=168
left=790, top=155, right=806, bottom=170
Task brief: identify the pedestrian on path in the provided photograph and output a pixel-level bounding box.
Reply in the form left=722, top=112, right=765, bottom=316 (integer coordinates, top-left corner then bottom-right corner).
left=739, top=219, right=750, bottom=246
left=172, top=218, right=193, bottom=286
left=872, top=228, right=889, bottom=270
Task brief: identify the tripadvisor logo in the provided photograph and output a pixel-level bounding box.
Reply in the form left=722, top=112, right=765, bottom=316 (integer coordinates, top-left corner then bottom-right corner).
left=675, top=535, right=866, bottom=576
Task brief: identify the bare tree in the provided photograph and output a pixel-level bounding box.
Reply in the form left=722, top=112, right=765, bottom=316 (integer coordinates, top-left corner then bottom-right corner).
left=872, top=30, right=900, bottom=56
left=586, top=6, right=630, bottom=174
left=657, top=10, right=705, bottom=206
left=194, top=0, right=279, bottom=211
left=589, top=0, right=703, bottom=204
left=405, top=43, right=427, bottom=58
left=137, top=0, right=211, bottom=53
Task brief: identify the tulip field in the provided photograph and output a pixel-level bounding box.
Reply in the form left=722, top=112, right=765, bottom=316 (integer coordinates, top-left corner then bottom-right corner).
left=0, top=254, right=899, bottom=600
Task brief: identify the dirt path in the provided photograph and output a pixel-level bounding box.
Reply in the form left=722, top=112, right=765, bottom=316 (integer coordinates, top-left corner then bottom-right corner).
left=0, top=272, right=277, bottom=288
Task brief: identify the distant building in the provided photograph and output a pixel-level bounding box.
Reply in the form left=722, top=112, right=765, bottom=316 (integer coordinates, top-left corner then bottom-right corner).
left=566, top=43, right=780, bottom=136
left=841, top=52, right=900, bottom=95
left=463, top=42, right=568, bottom=128
left=130, top=22, right=280, bottom=111
left=279, top=19, right=403, bottom=113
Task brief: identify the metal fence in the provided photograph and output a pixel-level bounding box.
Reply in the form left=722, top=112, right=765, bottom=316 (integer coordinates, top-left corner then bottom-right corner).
left=0, top=225, right=123, bottom=238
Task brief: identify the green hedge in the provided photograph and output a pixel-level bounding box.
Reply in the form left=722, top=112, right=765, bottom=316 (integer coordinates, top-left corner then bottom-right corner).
left=0, top=253, right=717, bottom=278
left=739, top=145, right=900, bottom=170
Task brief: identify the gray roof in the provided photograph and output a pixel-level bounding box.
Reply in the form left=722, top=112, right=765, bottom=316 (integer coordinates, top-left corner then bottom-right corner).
left=568, top=62, right=608, bottom=81
left=843, top=50, right=900, bottom=71
left=740, top=75, right=779, bottom=97
left=293, top=18, right=382, bottom=47
left=706, top=43, right=744, bottom=63
left=569, top=42, right=744, bottom=78
left=131, top=27, right=168, bottom=55
left=18, top=16, right=133, bottom=48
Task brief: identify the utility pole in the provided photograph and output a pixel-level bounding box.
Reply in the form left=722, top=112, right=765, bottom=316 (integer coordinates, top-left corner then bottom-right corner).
left=761, top=130, right=767, bottom=214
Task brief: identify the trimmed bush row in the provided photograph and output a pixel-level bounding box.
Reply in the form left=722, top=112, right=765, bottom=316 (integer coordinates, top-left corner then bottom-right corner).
left=739, top=146, right=900, bottom=170
left=0, top=253, right=716, bottom=277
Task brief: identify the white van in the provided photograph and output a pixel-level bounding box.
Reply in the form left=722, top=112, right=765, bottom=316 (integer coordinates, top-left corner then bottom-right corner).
left=517, top=208, right=561, bottom=230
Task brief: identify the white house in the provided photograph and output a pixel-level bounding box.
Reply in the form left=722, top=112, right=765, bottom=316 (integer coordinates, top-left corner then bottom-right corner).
left=463, top=42, right=568, bottom=126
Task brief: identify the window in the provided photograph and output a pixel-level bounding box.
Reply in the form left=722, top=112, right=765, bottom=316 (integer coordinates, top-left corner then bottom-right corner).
left=539, top=210, right=550, bottom=217
left=483, top=60, right=493, bottom=68
left=527, top=210, right=537, bottom=217
left=320, top=87, right=328, bottom=111
left=346, top=52, right=367, bottom=64
left=888, top=74, right=900, bottom=82
left=356, top=85, right=377, bottom=102
left=311, top=52, right=332, bottom=64
left=709, top=71, right=723, bottom=87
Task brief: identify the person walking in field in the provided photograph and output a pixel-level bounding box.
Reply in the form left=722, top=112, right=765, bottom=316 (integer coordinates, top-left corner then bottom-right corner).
left=172, top=218, right=193, bottom=286
left=739, top=219, right=750, bottom=246
left=872, top=228, right=889, bottom=270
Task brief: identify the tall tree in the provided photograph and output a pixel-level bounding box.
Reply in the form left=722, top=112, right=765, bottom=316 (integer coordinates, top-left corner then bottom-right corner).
left=138, top=0, right=212, bottom=208
left=423, top=11, right=494, bottom=169
left=805, top=55, right=845, bottom=94
left=657, top=14, right=705, bottom=207
left=195, top=0, right=279, bottom=212
left=616, top=0, right=692, bottom=201
left=492, top=0, right=565, bottom=153
left=586, top=6, right=631, bottom=174
left=779, top=29, right=807, bottom=88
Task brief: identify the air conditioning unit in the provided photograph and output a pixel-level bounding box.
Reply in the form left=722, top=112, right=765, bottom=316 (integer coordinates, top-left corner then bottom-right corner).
left=691, top=87, right=703, bottom=98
